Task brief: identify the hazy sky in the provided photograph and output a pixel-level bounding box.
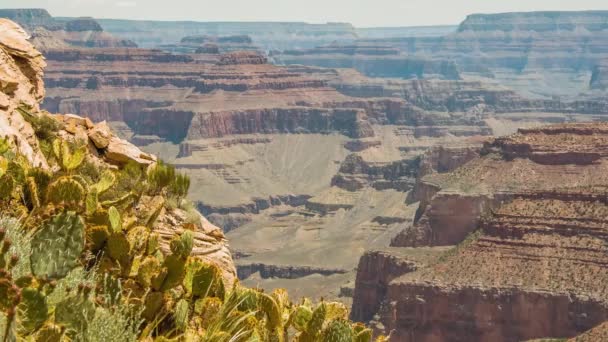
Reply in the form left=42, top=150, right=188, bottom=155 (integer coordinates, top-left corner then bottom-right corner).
left=2, top=0, right=608, bottom=27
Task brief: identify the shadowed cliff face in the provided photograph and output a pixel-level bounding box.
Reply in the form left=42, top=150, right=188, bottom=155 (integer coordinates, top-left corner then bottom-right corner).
left=352, top=123, right=608, bottom=341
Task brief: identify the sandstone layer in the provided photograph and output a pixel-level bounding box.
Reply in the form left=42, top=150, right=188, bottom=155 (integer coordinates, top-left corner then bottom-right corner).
left=273, top=43, right=461, bottom=80
left=353, top=123, right=608, bottom=341
left=0, top=9, right=137, bottom=49
left=357, top=11, right=608, bottom=99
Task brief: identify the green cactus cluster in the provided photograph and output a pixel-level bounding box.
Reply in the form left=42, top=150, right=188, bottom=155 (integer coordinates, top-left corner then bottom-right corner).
left=0, top=110, right=384, bottom=342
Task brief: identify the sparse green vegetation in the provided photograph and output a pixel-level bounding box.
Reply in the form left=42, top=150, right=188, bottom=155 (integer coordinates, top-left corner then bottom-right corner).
left=0, top=111, right=381, bottom=341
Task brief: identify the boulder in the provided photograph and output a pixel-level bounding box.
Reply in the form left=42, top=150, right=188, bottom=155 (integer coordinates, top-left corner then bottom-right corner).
left=104, top=136, right=157, bottom=166
left=87, top=120, right=112, bottom=148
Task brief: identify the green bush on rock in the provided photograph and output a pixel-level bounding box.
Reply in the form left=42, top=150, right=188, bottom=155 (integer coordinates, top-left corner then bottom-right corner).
left=0, top=114, right=384, bottom=341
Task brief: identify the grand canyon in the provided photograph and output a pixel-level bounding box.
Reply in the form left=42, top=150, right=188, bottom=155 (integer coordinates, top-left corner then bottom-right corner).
left=1, top=3, right=608, bottom=341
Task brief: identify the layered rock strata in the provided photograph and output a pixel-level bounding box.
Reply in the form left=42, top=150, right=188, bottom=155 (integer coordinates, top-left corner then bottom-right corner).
left=273, top=43, right=461, bottom=80
left=331, top=154, right=420, bottom=191
left=0, top=9, right=136, bottom=49
left=353, top=123, right=608, bottom=341
left=161, top=35, right=262, bottom=54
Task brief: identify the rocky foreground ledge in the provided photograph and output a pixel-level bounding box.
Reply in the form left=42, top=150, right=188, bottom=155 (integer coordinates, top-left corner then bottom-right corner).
left=0, top=18, right=237, bottom=284
left=352, top=122, right=608, bottom=341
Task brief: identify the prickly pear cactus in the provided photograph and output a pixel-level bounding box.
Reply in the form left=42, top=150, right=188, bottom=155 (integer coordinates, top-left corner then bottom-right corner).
left=169, top=230, right=194, bottom=259
left=107, top=232, right=130, bottom=266
left=17, top=288, right=48, bottom=333
left=143, top=291, right=165, bottom=321
left=183, top=259, right=224, bottom=298
left=54, top=294, right=95, bottom=333
left=86, top=225, right=109, bottom=252
left=34, top=323, right=64, bottom=342
left=354, top=324, right=373, bottom=342
left=173, top=298, right=189, bottom=332
left=54, top=140, right=86, bottom=172
left=259, top=292, right=282, bottom=331
left=126, top=226, right=149, bottom=253
left=0, top=175, right=14, bottom=200
left=0, top=277, right=20, bottom=311
left=291, top=305, right=313, bottom=332
left=30, top=211, right=85, bottom=279
left=321, top=319, right=354, bottom=342
left=24, top=177, right=40, bottom=209
left=85, top=188, right=98, bottom=216
left=91, top=170, right=115, bottom=194
left=158, top=255, right=186, bottom=291
left=305, top=303, right=326, bottom=338
left=108, top=206, right=121, bottom=233
left=45, top=177, right=85, bottom=208
left=136, top=256, right=160, bottom=288
left=325, top=302, right=348, bottom=321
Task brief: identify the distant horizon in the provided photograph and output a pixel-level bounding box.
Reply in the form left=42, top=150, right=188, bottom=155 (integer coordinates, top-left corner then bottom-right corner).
left=1, top=0, right=608, bottom=27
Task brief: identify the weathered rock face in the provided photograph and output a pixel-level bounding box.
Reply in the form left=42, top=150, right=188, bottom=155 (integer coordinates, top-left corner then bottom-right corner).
left=358, top=11, right=608, bottom=91
left=331, top=154, right=420, bottom=191
left=458, top=11, right=608, bottom=32
left=334, top=77, right=608, bottom=116
left=94, top=19, right=358, bottom=50
left=0, top=9, right=56, bottom=29
left=0, top=19, right=48, bottom=168
left=237, top=263, right=347, bottom=280
left=39, top=48, right=420, bottom=140
left=354, top=123, right=608, bottom=341
left=0, top=9, right=137, bottom=49
left=198, top=194, right=311, bottom=232
left=161, top=35, right=261, bottom=55
left=274, top=43, right=461, bottom=80
left=350, top=250, right=421, bottom=323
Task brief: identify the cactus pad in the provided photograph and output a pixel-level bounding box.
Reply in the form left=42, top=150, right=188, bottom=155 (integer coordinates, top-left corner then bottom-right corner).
left=17, top=288, right=48, bottom=333
left=30, top=211, right=85, bottom=279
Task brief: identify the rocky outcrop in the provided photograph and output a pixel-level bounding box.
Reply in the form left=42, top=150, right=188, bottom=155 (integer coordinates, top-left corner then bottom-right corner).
left=198, top=194, right=311, bottom=232
left=0, top=9, right=137, bottom=49
left=0, top=18, right=237, bottom=287
left=331, top=154, right=420, bottom=192
left=177, top=137, right=272, bottom=157
left=591, top=64, right=608, bottom=90
left=186, top=107, right=374, bottom=139
left=334, top=78, right=608, bottom=116
left=0, top=9, right=56, bottom=29
left=417, top=145, right=480, bottom=176
left=488, top=124, right=608, bottom=164
left=0, top=19, right=48, bottom=168
left=161, top=35, right=261, bottom=54
left=95, top=19, right=358, bottom=50
left=350, top=250, right=421, bottom=322
left=355, top=123, right=608, bottom=341
left=458, top=11, right=608, bottom=32
left=237, top=263, right=348, bottom=280
left=274, top=43, right=461, bottom=80
left=359, top=11, right=608, bottom=84
left=218, top=51, right=268, bottom=65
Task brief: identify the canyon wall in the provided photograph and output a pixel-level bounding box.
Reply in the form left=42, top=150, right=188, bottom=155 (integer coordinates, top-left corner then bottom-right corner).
left=273, top=43, right=461, bottom=80
left=352, top=123, right=608, bottom=341
left=95, top=19, right=358, bottom=50
left=591, top=64, right=608, bottom=90
left=0, top=9, right=137, bottom=49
